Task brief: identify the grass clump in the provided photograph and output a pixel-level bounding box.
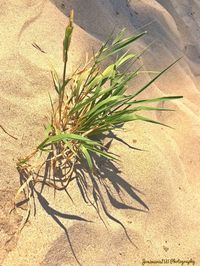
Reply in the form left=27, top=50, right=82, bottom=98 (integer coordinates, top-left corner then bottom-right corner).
left=15, top=11, right=182, bottom=222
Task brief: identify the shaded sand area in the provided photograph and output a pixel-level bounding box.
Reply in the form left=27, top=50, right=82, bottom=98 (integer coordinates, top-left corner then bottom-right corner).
left=1, top=0, right=200, bottom=265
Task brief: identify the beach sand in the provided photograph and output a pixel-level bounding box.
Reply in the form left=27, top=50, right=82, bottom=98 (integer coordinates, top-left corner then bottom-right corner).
left=0, top=0, right=200, bottom=265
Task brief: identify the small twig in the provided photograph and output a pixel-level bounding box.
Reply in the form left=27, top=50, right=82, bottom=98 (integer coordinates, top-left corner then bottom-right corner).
left=32, top=42, right=46, bottom=54
left=0, top=124, right=18, bottom=140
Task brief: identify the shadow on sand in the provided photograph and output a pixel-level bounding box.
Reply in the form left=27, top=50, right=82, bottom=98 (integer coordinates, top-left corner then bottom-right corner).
left=17, top=134, right=148, bottom=265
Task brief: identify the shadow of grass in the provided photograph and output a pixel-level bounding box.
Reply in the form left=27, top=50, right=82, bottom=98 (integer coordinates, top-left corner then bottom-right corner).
left=16, top=133, right=148, bottom=265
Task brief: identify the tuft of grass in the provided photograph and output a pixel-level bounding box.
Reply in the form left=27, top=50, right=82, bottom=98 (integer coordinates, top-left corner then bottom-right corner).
left=15, top=10, right=182, bottom=227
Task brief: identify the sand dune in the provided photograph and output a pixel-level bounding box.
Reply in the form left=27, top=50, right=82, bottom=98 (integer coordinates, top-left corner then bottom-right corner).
left=0, top=0, right=200, bottom=265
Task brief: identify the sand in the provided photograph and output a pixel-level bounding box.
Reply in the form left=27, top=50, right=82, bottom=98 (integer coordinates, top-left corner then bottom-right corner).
left=0, top=0, right=200, bottom=265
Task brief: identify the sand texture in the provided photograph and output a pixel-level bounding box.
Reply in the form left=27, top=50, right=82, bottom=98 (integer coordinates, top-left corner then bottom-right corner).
left=0, top=0, right=200, bottom=265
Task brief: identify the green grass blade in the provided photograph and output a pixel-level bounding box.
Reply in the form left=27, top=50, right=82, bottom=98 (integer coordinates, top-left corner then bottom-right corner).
left=48, top=92, right=54, bottom=115
left=38, top=133, right=101, bottom=149
left=115, top=53, right=136, bottom=68
left=127, top=96, right=183, bottom=105
left=97, top=32, right=146, bottom=62
left=82, top=96, right=124, bottom=118
left=134, top=114, right=172, bottom=128
left=80, top=145, right=93, bottom=170
left=112, top=28, right=126, bottom=44
left=51, top=70, right=60, bottom=94
left=104, top=113, right=171, bottom=128
left=85, top=144, right=119, bottom=161
left=129, top=58, right=182, bottom=100
left=131, top=106, right=175, bottom=112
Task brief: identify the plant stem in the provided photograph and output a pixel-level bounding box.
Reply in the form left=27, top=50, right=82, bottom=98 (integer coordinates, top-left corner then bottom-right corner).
left=59, top=53, right=68, bottom=126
